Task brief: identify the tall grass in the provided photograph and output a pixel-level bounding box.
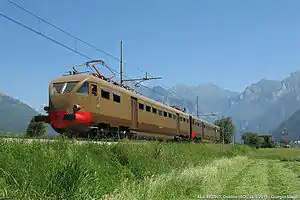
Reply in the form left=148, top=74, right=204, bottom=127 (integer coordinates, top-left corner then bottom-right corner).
left=0, top=139, right=252, bottom=199
left=248, top=147, right=300, bottom=161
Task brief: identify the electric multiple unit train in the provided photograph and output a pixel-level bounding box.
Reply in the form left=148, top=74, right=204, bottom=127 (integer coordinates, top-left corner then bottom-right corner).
left=35, top=60, right=220, bottom=142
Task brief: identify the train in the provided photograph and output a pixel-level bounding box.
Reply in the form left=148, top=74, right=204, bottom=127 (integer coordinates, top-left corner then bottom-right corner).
left=34, top=60, right=221, bottom=142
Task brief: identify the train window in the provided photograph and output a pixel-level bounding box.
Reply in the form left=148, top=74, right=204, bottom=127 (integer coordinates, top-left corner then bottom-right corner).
left=187, top=119, right=189, bottom=123
left=52, top=82, right=65, bottom=94
left=101, top=89, right=110, bottom=100
left=173, top=114, right=176, bottom=119
left=168, top=113, right=172, bottom=118
left=183, top=118, right=186, bottom=122
left=152, top=107, right=157, bottom=114
left=163, top=111, right=167, bottom=117
left=139, top=103, right=144, bottom=110
left=113, top=93, right=121, bottom=103
left=146, top=105, right=151, bottom=112
left=64, top=82, right=79, bottom=94
left=76, top=82, right=89, bottom=94
left=91, top=84, right=97, bottom=96
left=203, top=124, right=206, bottom=128
left=193, top=119, right=195, bottom=125
left=158, top=110, right=162, bottom=116
left=180, top=117, right=183, bottom=121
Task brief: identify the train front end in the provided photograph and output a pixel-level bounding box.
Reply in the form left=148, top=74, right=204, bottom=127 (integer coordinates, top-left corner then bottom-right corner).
left=34, top=75, right=93, bottom=135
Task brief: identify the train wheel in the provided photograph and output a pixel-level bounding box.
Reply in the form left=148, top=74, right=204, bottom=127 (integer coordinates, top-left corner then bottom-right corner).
left=87, top=131, right=94, bottom=140
left=118, top=130, right=126, bottom=140
left=108, top=127, right=120, bottom=141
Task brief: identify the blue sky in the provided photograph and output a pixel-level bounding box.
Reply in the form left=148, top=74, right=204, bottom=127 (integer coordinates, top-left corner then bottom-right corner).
left=1, top=0, right=300, bottom=109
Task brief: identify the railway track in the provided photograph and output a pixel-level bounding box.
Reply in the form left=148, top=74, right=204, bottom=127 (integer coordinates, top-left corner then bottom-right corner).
left=0, top=131, right=218, bottom=145
left=0, top=137, right=119, bottom=145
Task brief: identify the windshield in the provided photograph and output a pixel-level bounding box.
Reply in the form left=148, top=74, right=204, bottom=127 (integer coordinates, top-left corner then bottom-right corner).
left=52, top=81, right=78, bottom=94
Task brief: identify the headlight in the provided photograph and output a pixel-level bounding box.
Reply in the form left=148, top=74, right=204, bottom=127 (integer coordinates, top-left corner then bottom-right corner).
left=73, top=104, right=81, bottom=109
left=73, top=104, right=81, bottom=112
left=43, top=106, right=49, bottom=112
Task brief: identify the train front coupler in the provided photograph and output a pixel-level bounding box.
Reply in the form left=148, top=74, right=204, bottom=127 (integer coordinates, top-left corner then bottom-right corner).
left=34, top=115, right=50, bottom=123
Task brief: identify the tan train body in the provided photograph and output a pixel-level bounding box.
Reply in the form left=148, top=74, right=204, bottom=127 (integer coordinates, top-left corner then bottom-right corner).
left=38, top=73, right=220, bottom=141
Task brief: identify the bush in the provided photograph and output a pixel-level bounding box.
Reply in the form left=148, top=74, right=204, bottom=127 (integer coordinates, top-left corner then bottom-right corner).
left=26, top=116, right=46, bottom=137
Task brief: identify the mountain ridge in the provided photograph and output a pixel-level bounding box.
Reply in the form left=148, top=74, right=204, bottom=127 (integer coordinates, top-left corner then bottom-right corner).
left=2, top=69, right=300, bottom=140
left=0, top=92, right=39, bottom=134
left=273, top=109, right=300, bottom=141
left=135, top=70, right=300, bottom=138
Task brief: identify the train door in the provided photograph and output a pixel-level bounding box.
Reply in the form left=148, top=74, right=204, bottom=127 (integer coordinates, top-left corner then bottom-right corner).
left=202, top=122, right=205, bottom=138
left=90, top=82, right=100, bottom=115
left=131, top=97, right=138, bottom=130
left=189, top=115, right=193, bottom=140
left=176, top=113, right=180, bottom=134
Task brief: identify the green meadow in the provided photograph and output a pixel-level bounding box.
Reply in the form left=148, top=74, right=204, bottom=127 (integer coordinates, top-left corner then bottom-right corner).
left=0, top=139, right=299, bottom=200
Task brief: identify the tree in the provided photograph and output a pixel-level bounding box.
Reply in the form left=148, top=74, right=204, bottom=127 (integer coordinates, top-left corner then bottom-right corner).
left=261, top=135, right=273, bottom=148
left=242, top=132, right=274, bottom=148
left=214, top=116, right=235, bottom=144
left=242, top=132, right=258, bottom=147
left=26, top=115, right=46, bottom=137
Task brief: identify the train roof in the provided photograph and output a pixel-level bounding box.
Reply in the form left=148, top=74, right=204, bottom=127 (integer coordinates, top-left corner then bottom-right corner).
left=52, top=74, right=88, bottom=82
left=52, top=73, right=219, bottom=129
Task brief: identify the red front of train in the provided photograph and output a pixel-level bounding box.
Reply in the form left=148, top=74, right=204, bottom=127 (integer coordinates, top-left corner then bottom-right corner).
left=34, top=75, right=94, bottom=134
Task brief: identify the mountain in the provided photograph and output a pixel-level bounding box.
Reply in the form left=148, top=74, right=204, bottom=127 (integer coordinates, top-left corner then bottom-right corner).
left=132, top=70, right=300, bottom=139
left=134, top=82, right=239, bottom=123
left=192, top=83, right=239, bottom=114
left=226, top=79, right=282, bottom=131
left=4, top=68, right=300, bottom=140
left=0, top=92, right=39, bottom=134
left=245, top=71, right=300, bottom=133
left=272, top=109, right=300, bottom=141
left=0, top=92, right=57, bottom=137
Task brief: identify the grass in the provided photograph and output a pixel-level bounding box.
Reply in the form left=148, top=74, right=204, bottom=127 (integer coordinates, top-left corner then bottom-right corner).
left=0, top=138, right=299, bottom=199
left=248, top=147, right=300, bottom=161
left=0, top=132, right=48, bottom=139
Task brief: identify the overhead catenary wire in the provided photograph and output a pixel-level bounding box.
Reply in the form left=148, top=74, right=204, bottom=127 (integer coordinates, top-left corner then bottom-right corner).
left=135, top=67, right=216, bottom=116
left=6, top=0, right=177, bottom=97
left=6, top=0, right=123, bottom=63
left=136, top=67, right=178, bottom=96
left=1, top=10, right=217, bottom=120
left=0, top=13, right=93, bottom=60
left=6, top=0, right=190, bottom=102
left=0, top=12, right=168, bottom=98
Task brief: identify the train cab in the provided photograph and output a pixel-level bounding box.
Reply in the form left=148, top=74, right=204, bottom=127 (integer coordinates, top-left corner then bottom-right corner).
left=35, top=75, right=97, bottom=134
left=34, top=60, right=117, bottom=135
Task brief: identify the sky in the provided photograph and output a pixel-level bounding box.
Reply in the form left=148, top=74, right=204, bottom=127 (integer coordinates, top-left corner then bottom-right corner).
left=1, top=0, right=300, bottom=109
